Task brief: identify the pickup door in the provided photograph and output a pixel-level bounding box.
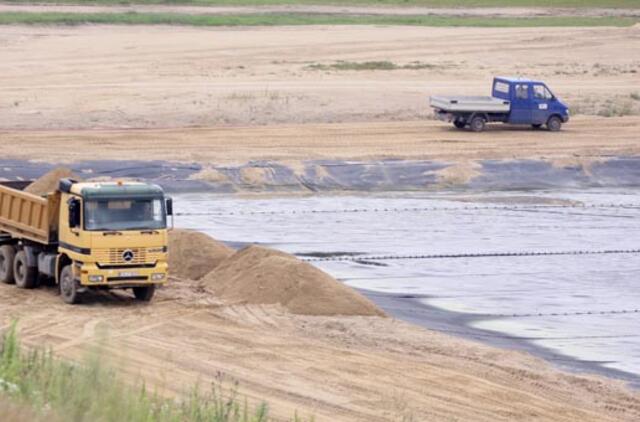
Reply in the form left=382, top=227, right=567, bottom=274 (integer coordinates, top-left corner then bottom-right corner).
left=531, top=84, right=554, bottom=125
left=508, top=83, right=532, bottom=124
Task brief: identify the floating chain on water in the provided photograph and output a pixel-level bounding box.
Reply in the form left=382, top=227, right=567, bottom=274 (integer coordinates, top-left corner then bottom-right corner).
left=485, top=308, right=640, bottom=319
left=302, top=248, right=640, bottom=262
left=176, top=203, right=640, bottom=217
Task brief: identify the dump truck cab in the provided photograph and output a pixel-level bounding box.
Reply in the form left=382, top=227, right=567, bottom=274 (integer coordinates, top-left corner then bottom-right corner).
left=56, top=179, right=171, bottom=303
left=0, top=178, right=171, bottom=304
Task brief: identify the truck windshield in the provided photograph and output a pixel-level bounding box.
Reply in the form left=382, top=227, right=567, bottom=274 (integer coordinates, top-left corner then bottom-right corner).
left=84, top=198, right=166, bottom=231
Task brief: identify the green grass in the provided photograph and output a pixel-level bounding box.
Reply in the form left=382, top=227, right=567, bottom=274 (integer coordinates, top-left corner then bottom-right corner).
left=0, top=11, right=637, bottom=26
left=0, top=323, right=308, bottom=422
left=2, top=0, right=639, bottom=8
left=597, top=98, right=635, bottom=117
left=306, top=60, right=437, bottom=71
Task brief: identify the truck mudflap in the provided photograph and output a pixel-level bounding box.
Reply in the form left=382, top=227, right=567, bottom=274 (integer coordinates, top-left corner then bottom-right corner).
left=78, top=262, right=168, bottom=287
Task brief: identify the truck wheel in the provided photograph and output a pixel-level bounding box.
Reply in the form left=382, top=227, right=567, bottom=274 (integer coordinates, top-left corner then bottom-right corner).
left=0, top=245, right=16, bottom=284
left=453, top=120, right=466, bottom=129
left=13, top=250, right=37, bottom=289
left=133, top=285, right=156, bottom=302
left=547, top=116, right=562, bottom=132
left=60, top=265, right=80, bottom=304
left=470, top=116, right=486, bottom=132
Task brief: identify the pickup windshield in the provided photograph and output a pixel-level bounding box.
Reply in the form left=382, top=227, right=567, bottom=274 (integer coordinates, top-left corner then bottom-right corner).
left=84, top=198, right=166, bottom=231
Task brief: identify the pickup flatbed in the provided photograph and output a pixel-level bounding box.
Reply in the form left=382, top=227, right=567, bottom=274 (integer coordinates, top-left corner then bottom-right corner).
left=429, top=96, right=511, bottom=113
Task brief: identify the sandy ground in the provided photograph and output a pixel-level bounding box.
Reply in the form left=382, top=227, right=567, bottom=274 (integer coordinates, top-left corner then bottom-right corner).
left=0, top=25, right=639, bottom=131
left=1, top=4, right=639, bottom=17
left=0, top=24, right=639, bottom=170
left=1, top=280, right=639, bottom=421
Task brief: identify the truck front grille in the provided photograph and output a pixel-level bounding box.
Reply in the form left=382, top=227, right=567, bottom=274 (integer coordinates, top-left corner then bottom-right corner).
left=94, top=248, right=163, bottom=266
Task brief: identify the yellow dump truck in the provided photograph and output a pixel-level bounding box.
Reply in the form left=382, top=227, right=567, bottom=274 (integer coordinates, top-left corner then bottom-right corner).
left=0, top=179, right=172, bottom=304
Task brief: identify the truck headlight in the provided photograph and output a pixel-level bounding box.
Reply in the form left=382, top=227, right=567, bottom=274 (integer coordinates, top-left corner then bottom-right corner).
left=88, top=275, right=104, bottom=283
left=151, top=273, right=165, bottom=281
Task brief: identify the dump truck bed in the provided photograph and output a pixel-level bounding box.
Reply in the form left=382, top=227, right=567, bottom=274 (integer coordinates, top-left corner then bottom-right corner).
left=430, top=95, right=511, bottom=113
left=0, top=182, right=59, bottom=245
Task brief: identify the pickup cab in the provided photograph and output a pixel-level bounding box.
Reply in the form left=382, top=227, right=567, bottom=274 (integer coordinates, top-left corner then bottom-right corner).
left=430, top=77, right=570, bottom=132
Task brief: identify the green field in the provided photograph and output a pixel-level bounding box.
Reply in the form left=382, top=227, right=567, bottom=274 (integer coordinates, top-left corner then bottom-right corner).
left=0, top=12, right=637, bottom=26
left=3, top=0, right=640, bottom=8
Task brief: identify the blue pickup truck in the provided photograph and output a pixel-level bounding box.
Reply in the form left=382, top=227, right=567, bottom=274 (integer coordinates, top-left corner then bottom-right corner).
left=430, top=77, right=570, bottom=132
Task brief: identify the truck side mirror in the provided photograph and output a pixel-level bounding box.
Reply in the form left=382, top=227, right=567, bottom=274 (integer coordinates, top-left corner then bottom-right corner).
left=68, top=198, right=81, bottom=229
left=165, top=197, right=174, bottom=231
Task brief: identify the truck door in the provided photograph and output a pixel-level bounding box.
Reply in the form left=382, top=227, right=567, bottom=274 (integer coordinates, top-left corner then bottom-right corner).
left=531, top=84, right=554, bottom=125
left=509, top=83, right=532, bottom=124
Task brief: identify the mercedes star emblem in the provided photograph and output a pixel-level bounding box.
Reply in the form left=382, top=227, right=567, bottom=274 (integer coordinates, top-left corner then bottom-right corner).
left=122, top=249, right=134, bottom=262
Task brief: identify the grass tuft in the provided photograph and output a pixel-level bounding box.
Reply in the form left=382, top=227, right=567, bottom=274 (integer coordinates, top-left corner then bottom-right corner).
left=571, top=95, right=639, bottom=117
left=305, top=60, right=438, bottom=71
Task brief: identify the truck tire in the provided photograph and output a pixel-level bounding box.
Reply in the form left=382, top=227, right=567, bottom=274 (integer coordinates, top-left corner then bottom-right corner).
left=0, top=245, right=16, bottom=284
left=13, top=250, right=37, bottom=289
left=60, top=265, right=80, bottom=304
left=470, top=116, right=486, bottom=132
left=547, top=116, right=562, bottom=132
left=133, top=285, right=156, bottom=302
left=453, top=120, right=466, bottom=129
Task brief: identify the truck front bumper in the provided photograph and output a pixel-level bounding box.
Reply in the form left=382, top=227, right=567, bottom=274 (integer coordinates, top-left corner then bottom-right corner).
left=78, top=262, right=168, bottom=287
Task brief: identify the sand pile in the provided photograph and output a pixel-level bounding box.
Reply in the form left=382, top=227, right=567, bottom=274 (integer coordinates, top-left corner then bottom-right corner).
left=25, top=167, right=79, bottom=196
left=202, top=245, right=385, bottom=317
left=169, top=229, right=234, bottom=280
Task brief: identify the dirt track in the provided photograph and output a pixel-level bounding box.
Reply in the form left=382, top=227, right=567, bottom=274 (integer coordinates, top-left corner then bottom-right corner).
left=2, top=280, right=639, bottom=422
left=1, top=117, right=639, bottom=166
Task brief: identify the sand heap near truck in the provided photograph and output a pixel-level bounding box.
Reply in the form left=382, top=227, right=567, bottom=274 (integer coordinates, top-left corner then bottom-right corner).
left=169, top=231, right=384, bottom=317
left=169, top=229, right=234, bottom=280
left=201, top=245, right=385, bottom=317
left=25, top=167, right=79, bottom=196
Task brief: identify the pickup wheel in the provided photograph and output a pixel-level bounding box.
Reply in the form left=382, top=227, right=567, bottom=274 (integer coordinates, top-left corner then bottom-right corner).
left=60, top=265, right=80, bottom=304
left=133, top=285, right=156, bottom=302
left=0, top=245, right=16, bottom=284
left=13, top=250, right=37, bottom=289
left=469, top=116, right=486, bottom=132
left=547, top=116, right=562, bottom=132
left=453, top=120, right=466, bottom=129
